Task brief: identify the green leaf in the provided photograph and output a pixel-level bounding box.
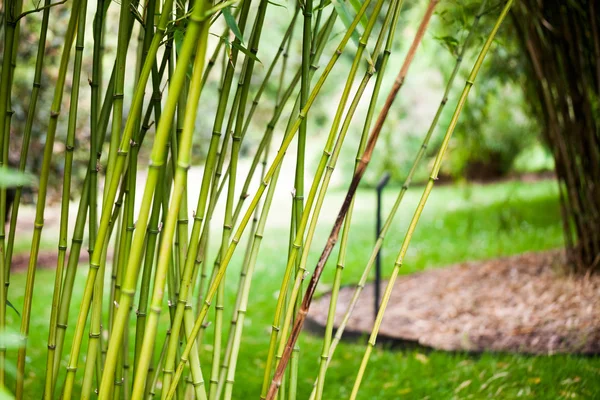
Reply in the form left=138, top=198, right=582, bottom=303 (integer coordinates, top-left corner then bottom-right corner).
left=5, top=300, right=19, bottom=318
left=232, top=41, right=261, bottom=64
left=331, top=0, right=373, bottom=67
left=435, top=35, right=460, bottom=57
left=0, top=168, right=35, bottom=188
left=348, top=0, right=368, bottom=31
left=223, top=6, right=243, bottom=43
left=267, top=0, right=286, bottom=8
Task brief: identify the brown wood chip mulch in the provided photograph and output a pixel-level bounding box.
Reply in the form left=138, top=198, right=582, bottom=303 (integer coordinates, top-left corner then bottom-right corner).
left=308, top=251, right=600, bottom=355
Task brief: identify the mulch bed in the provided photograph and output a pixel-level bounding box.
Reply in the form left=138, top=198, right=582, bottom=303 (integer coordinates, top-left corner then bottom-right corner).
left=308, top=251, right=600, bottom=355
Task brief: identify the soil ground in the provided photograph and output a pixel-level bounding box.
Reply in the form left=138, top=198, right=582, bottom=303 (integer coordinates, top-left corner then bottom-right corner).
left=309, top=250, right=600, bottom=355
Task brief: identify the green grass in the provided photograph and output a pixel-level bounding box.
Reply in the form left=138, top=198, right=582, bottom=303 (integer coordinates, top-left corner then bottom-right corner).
left=5, top=179, right=599, bottom=399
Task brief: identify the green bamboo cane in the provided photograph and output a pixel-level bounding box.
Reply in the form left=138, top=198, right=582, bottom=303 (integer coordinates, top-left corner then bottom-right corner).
left=264, top=1, right=387, bottom=395
left=84, top=0, right=110, bottom=388
left=134, top=31, right=167, bottom=375
left=14, top=0, right=80, bottom=396
left=0, top=0, right=22, bottom=387
left=4, top=0, right=52, bottom=292
left=165, top=2, right=373, bottom=395
left=41, top=0, right=88, bottom=396
left=310, top=5, right=488, bottom=397
left=287, top=0, right=314, bottom=395
left=349, top=2, right=513, bottom=397
left=80, top=238, right=108, bottom=399
left=209, top=2, right=271, bottom=398
left=267, top=2, right=439, bottom=397
left=154, top=2, right=256, bottom=395
left=61, top=0, right=175, bottom=394
left=50, top=62, right=117, bottom=390
left=214, top=14, right=300, bottom=396
left=198, top=11, right=336, bottom=391
left=311, top=2, right=403, bottom=398
left=100, top=0, right=212, bottom=396
left=103, top=0, right=134, bottom=199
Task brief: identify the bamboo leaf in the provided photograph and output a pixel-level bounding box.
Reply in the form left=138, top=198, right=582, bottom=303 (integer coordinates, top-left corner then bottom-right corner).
left=348, top=0, right=368, bottom=30
left=6, top=300, right=20, bottom=318
left=267, top=0, right=286, bottom=8
left=232, top=41, right=261, bottom=63
left=331, top=0, right=373, bottom=67
left=223, top=6, right=243, bottom=43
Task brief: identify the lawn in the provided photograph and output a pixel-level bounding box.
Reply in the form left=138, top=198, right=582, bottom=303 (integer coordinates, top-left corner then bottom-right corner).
left=4, top=178, right=599, bottom=399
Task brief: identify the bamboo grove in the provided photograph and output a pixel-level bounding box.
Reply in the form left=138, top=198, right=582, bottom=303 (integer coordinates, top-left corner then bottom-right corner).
left=0, top=0, right=513, bottom=398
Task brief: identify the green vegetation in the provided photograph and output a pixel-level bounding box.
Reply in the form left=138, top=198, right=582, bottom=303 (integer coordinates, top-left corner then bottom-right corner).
left=4, top=179, right=598, bottom=398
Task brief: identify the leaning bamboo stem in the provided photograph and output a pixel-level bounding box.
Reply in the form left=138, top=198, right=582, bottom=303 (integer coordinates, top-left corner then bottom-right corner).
left=266, top=2, right=438, bottom=398
left=349, top=2, right=513, bottom=398
left=15, top=0, right=80, bottom=396
left=42, top=0, right=88, bottom=396
left=165, top=1, right=372, bottom=395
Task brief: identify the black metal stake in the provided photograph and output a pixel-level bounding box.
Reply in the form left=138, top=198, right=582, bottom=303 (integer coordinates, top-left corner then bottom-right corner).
left=375, top=172, right=390, bottom=321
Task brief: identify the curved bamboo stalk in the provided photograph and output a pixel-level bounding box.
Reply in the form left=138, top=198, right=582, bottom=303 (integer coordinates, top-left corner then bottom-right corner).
left=266, top=2, right=391, bottom=398
left=4, top=0, right=52, bottom=298
left=349, top=2, right=513, bottom=397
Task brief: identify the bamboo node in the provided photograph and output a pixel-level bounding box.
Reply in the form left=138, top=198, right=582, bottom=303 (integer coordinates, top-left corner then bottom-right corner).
left=66, top=366, right=77, bottom=372
left=32, top=82, right=41, bottom=88
left=50, top=110, right=60, bottom=118
left=89, top=333, right=101, bottom=338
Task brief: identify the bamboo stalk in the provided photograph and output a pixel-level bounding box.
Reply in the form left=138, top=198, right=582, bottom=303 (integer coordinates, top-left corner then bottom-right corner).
left=15, top=0, right=81, bottom=396
left=349, top=2, right=513, bottom=397
left=42, top=0, right=88, bottom=396
left=4, top=0, right=52, bottom=298
left=214, top=13, right=300, bottom=398
left=100, top=0, right=213, bottom=396
left=61, top=0, right=175, bottom=394
left=165, top=2, right=373, bottom=395
left=266, top=2, right=439, bottom=398
left=0, top=0, right=22, bottom=387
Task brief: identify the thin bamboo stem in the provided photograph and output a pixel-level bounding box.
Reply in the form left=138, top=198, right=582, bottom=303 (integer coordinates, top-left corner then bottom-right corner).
left=15, top=0, right=81, bottom=396
left=349, top=2, right=513, bottom=397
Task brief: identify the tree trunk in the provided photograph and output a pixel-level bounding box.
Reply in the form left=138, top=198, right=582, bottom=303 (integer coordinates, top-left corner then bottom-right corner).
left=512, top=0, right=600, bottom=272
